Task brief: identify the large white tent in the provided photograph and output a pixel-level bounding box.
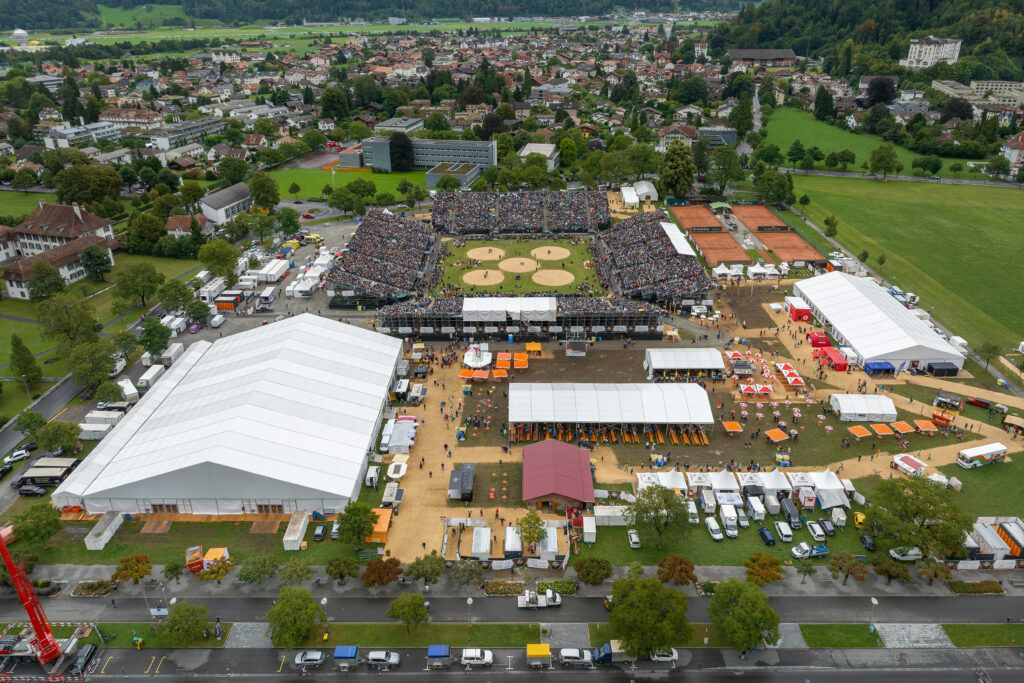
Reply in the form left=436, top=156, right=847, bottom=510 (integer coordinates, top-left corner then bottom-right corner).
left=461, top=297, right=556, bottom=323
left=53, top=315, right=402, bottom=516
left=794, top=272, right=964, bottom=372
left=829, top=394, right=898, bottom=422
left=508, top=383, right=713, bottom=425
left=644, top=348, right=725, bottom=372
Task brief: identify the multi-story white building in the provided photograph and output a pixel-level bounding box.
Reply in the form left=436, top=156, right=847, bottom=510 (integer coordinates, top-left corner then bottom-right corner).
left=99, top=108, right=165, bottom=130
left=42, top=121, right=121, bottom=149
left=149, top=117, right=227, bottom=150
left=200, top=182, right=253, bottom=225
left=1001, top=131, right=1024, bottom=172
left=211, top=49, right=241, bottom=64
left=900, top=36, right=961, bottom=69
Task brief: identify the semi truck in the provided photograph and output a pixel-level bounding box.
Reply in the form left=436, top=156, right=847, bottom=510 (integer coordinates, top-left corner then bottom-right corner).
left=517, top=589, right=562, bottom=609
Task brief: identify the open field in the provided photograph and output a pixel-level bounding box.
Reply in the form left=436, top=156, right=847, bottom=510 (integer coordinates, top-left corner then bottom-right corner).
left=305, top=623, right=540, bottom=648
left=436, top=239, right=601, bottom=296
left=267, top=169, right=426, bottom=198
left=96, top=3, right=189, bottom=26
left=938, top=457, right=1024, bottom=518
left=800, top=624, right=884, bottom=648
left=0, top=191, right=57, bottom=216
left=790, top=175, right=1024, bottom=351
left=942, top=624, right=1024, bottom=647
left=762, top=109, right=966, bottom=178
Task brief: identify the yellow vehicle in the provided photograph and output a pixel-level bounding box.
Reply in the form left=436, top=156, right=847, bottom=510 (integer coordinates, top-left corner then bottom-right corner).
left=303, top=233, right=323, bottom=245
left=853, top=512, right=866, bottom=529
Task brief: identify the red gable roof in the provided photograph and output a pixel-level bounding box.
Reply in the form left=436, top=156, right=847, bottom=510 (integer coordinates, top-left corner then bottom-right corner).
left=522, top=439, right=595, bottom=503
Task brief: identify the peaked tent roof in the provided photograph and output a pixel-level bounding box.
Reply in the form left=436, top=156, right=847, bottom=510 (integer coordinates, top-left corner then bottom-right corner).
left=522, top=439, right=595, bottom=503
left=508, top=383, right=713, bottom=425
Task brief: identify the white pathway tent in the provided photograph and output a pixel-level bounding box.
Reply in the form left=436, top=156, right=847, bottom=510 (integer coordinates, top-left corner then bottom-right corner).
left=644, top=348, right=725, bottom=372
left=637, top=471, right=688, bottom=491
left=659, top=222, right=697, bottom=257
left=53, top=315, right=402, bottom=516
left=462, top=297, right=556, bottom=323
left=829, top=394, right=897, bottom=422
left=809, top=470, right=849, bottom=509
left=508, top=383, right=714, bottom=425
left=794, top=272, right=964, bottom=371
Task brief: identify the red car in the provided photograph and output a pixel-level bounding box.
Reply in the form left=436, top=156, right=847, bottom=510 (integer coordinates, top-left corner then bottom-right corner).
left=302, top=213, right=314, bottom=219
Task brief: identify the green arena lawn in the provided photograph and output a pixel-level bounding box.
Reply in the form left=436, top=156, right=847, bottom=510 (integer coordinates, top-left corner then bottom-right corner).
left=791, top=175, right=1024, bottom=351
left=268, top=169, right=427, bottom=198
left=436, top=239, right=602, bottom=296
left=762, top=109, right=965, bottom=177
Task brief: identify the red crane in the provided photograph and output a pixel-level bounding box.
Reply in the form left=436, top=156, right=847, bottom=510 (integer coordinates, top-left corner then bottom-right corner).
left=0, top=532, right=61, bottom=663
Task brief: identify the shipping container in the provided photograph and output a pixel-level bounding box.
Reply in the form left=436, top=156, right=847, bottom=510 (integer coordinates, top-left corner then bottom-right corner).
left=79, top=423, right=112, bottom=440
left=138, top=364, right=165, bottom=389
left=85, top=410, right=123, bottom=426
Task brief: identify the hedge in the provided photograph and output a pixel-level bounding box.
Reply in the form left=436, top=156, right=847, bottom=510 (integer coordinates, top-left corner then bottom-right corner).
left=948, top=580, right=1004, bottom=594
left=537, top=579, right=577, bottom=595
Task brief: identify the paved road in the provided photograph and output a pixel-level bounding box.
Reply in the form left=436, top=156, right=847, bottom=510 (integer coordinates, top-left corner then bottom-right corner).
left=785, top=167, right=1022, bottom=188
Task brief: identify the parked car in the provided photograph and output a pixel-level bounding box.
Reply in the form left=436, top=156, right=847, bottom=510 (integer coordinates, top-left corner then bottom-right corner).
left=0, top=464, right=12, bottom=479
left=649, top=649, right=678, bottom=663
left=791, top=542, right=829, bottom=559
left=627, top=529, right=641, bottom=549
left=736, top=508, right=750, bottom=528
left=70, top=643, right=98, bottom=676
left=4, top=449, right=31, bottom=465
left=312, top=524, right=327, bottom=541
left=51, top=446, right=65, bottom=457
left=889, top=547, right=923, bottom=562
left=705, top=516, right=724, bottom=542
left=460, top=649, right=493, bottom=668
left=853, top=512, right=866, bottom=528
left=818, top=518, right=835, bottom=536
left=859, top=534, right=876, bottom=551
left=21, top=443, right=38, bottom=452
left=188, top=323, right=201, bottom=334
left=366, top=650, right=401, bottom=669
left=303, top=212, right=314, bottom=219
left=558, top=648, right=593, bottom=668
left=967, top=397, right=990, bottom=408
left=294, top=650, right=326, bottom=668
left=758, top=526, right=776, bottom=546
left=807, top=521, right=826, bottom=542
left=330, top=519, right=341, bottom=540
left=774, top=521, right=793, bottom=543
left=19, top=485, right=47, bottom=497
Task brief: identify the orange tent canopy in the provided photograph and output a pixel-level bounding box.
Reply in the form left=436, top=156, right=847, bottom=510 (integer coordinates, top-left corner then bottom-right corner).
left=473, top=370, right=489, bottom=380
left=513, top=352, right=528, bottom=362
left=915, top=420, right=938, bottom=433
left=496, top=352, right=512, bottom=361
left=492, top=369, right=508, bottom=379
left=891, top=421, right=915, bottom=434
left=514, top=360, right=528, bottom=369
left=525, top=342, right=542, bottom=354
left=495, top=359, right=511, bottom=369
left=847, top=425, right=872, bottom=439
left=871, top=423, right=895, bottom=436
left=365, top=508, right=392, bottom=544
left=722, top=421, right=743, bottom=433
left=458, top=368, right=474, bottom=379
left=765, top=428, right=789, bottom=443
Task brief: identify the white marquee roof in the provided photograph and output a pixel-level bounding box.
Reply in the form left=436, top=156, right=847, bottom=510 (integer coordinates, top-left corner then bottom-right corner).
left=644, top=348, right=725, bottom=371
left=829, top=394, right=897, bottom=422
left=461, top=297, right=557, bottom=322
left=659, top=222, right=697, bottom=257
left=508, top=383, right=713, bottom=425
left=53, top=315, right=402, bottom=509
left=794, top=272, right=964, bottom=367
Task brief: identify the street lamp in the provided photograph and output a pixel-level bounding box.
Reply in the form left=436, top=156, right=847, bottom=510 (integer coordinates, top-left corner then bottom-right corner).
left=868, top=597, right=878, bottom=634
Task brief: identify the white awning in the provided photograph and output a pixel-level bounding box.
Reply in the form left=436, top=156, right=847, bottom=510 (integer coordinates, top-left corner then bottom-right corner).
left=659, top=222, right=696, bottom=257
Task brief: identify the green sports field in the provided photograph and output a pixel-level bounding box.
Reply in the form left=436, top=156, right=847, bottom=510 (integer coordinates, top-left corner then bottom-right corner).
left=436, top=239, right=602, bottom=296
left=268, top=169, right=426, bottom=198
left=763, top=109, right=966, bottom=178
left=792, top=175, right=1024, bottom=350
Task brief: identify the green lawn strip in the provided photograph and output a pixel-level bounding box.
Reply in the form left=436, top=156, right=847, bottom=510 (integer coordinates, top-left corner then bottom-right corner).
left=773, top=209, right=835, bottom=259
left=942, top=624, right=1024, bottom=647
left=268, top=169, right=426, bottom=197
left=52, top=621, right=231, bottom=648
left=762, top=109, right=965, bottom=178
left=589, top=622, right=731, bottom=648
left=791, top=175, right=1024, bottom=351
left=937, top=458, right=1024, bottom=519
left=304, top=623, right=539, bottom=648
left=0, top=191, right=57, bottom=216
left=436, top=239, right=602, bottom=296
left=799, top=623, right=884, bottom=648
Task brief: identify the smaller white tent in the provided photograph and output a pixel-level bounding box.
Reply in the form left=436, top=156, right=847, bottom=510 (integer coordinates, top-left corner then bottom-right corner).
left=686, top=471, right=712, bottom=490
left=829, top=394, right=897, bottom=422
left=756, top=470, right=791, bottom=498
left=708, top=470, right=739, bottom=492
left=644, top=348, right=725, bottom=372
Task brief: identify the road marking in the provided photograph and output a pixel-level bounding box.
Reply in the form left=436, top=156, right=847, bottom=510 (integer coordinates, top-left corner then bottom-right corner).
left=155, top=656, right=166, bottom=674
left=144, top=656, right=156, bottom=674
left=277, top=655, right=285, bottom=673
left=100, top=657, right=113, bottom=674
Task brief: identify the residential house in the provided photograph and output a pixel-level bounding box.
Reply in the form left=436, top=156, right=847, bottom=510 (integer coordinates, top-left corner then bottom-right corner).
left=1002, top=131, right=1024, bottom=171
left=165, top=214, right=211, bottom=238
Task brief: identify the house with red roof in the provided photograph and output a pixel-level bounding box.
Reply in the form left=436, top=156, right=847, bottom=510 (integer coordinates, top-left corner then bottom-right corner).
left=522, top=439, right=595, bottom=512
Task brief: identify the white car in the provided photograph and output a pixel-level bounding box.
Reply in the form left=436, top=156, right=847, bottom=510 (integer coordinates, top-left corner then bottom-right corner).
left=366, top=650, right=401, bottom=669
left=627, top=529, right=641, bottom=549
left=807, top=521, right=826, bottom=542
left=889, top=547, right=923, bottom=562
left=460, top=649, right=493, bottom=668
left=736, top=509, right=750, bottom=528
left=558, top=648, right=593, bottom=668
left=774, top=521, right=793, bottom=543
left=294, top=650, right=326, bottom=668
left=650, top=649, right=678, bottom=663
left=705, top=516, right=724, bottom=542
left=3, top=449, right=30, bottom=466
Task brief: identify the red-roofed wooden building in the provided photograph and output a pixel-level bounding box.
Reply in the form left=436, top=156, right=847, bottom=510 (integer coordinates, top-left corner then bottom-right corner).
left=522, top=439, right=595, bottom=512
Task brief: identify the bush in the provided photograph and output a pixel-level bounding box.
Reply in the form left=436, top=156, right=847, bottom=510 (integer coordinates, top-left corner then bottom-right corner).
left=574, top=557, right=613, bottom=585
left=537, top=579, right=577, bottom=595
left=72, top=580, right=114, bottom=596
left=483, top=580, right=524, bottom=596
left=948, top=580, right=1004, bottom=594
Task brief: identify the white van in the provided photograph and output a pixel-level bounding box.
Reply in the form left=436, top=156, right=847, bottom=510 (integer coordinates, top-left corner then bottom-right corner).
left=705, top=516, right=724, bottom=542
left=210, top=314, right=225, bottom=328
left=719, top=504, right=738, bottom=539
left=686, top=501, right=699, bottom=525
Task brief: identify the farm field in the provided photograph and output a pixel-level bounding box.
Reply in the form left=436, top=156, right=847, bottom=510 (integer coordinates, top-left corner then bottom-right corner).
left=791, top=175, right=1024, bottom=351
left=762, top=109, right=968, bottom=178
left=267, top=169, right=426, bottom=198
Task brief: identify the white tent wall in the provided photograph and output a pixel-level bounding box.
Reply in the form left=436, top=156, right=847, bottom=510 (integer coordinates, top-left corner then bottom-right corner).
left=644, top=348, right=726, bottom=371
left=462, top=297, right=556, bottom=323
left=829, top=394, right=897, bottom=422
left=508, top=383, right=714, bottom=425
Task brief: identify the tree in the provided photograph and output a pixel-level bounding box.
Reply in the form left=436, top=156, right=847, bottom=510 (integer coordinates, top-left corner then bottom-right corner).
left=657, top=554, right=697, bottom=585
left=11, top=169, right=37, bottom=193
left=302, top=129, right=326, bottom=151
left=424, top=113, right=449, bottom=132
left=114, top=262, right=164, bottom=310
left=624, top=485, right=687, bottom=550
left=628, top=144, right=660, bottom=179
left=794, top=559, right=817, bottom=584
left=185, top=298, right=211, bottom=324
left=346, top=179, right=377, bottom=199
left=27, top=262, right=67, bottom=302
left=710, top=146, right=744, bottom=194
left=279, top=557, right=315, bottom=585
left=181, top=181, right=206, bottom=211
left=247, top=171, right=279, bottom=211
left=386, top=592, right=430, bottom=633
left=828, top=552, right=869, bottom=585
left=823, top=215, right=839, bottom=238
left=80, top=244, right=113, bottom=281
left=869, top=143, right=899, bottom=180
left=111, top=553, right=153, bottom=584
left=987, top=155, right=1010, bottom=177
left=95, top=381, right=125, bottom=404
left=238, top=553, right=280, bottom=585
left=405, top=552, right=445, bottom=584
left=320, top=86, right=350, bottom=121
left=752, top=143, right=783, bottom=167
left=349, top=121, right=372, bottom=141
left=859, top=249, right=870, bottom=263
left=870, top=553, right=911, bottom=584
left=727, top=94, right=754, bottom=137
left=36, top=421, right=80, bottom=453
left=198, top=240, right=240, bottom=287
left=574, top=556, right=613, bottom=585
left=68, top=340, right=116, bottom=385
left=516, top=510, right=546, bottom=547
left=837, top=149, right=856, bottom=171
left=912, top=155, right=943, bottom=176
left=10, top=334, right=42, bottom=387
left=287, top=182, right=301, bottom=200
left=326, top=557, right=360, bottom=585
left=868, top=477, right=973, bottom=559
left=266, top=586, right=326, bottom=649
left=659, top=140, right=697, bottom=197
left=53, top=165, right=122, bottom=205
left=813, top=87, right=836, bottom=121
left=866, top=78, right=896, bottom=107
left=786, top=139, right=805, bottom=165
left=744, top=552, right=785, bottom=586
left=449, top=558, right=484, bottom=585
left=876, top=253, right=886, bottom=267
left=608, top=575, right=691, bottom=658
left=950, top=162, right=964, bottom=177
left=162, top=561, right=185, bottom=584
left=12, top=502, right=61, bottom=544
left=435, top=174, right=462, bottom=192
left=361, top=557, right=403, bottom=589
left=156, top=279, right=193, bottom=313
left=15, top=410, right=46, bottom=437
left=798, top=194, right=810, bottom=210
left=915, top=557, right=952, bottom=586
left=138, top=317, right=172, bottom=356
left=337, top=501, right=378, bottom=547
left=976, top=342, right=1001, bottom=372
left=389, top=132, right=415, bottom=171
left=159, top=600, right=209, bottom=647
left=707, top=578, right=780, bottom=653
left=274, top=207, right=300, bottom=236
left=218, top=157, right=249, bottom=185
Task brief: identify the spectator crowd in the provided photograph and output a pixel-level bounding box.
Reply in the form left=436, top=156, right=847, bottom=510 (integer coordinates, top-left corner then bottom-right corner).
left=431, top=190, right=611, bottom=234
left=326, top=209, right=435, bottom=297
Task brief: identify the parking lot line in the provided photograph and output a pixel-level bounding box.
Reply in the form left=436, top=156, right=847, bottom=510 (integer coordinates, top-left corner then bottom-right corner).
left=100, top=656, right=113, bottom=674
left=155, top=656, right=166, bottom=674
left=143, top=655, right=156, bottom=674
left=277, top=654, right=285, bottom=673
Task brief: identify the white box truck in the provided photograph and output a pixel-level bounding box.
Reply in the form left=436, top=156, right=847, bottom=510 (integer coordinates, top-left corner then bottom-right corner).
left=687, top=500, right=699, bottom=524
left=79, top=423, right=113, bottom=440
left=138, top=364, right=165, bottom=390
left=746, top=496, right=766, bottom=522
left=85, top=410, right=123, bottom=426
left=764, top=495, right=780, bottom=515
left=117, top=378, right=140, bottom=403
left=198, top=277, right=227, bottom=303
left=160, top=342, right=184, bottom=366
left=140, top=351, right=152, bottom=367
left=719, top=504, right=738, bottom=538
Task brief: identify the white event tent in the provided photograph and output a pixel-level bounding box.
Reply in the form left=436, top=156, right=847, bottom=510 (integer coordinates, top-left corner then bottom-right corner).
left=829, top=394, right=898, bottom=422
left=508, top=383, right=713, bottom=425
left=643, top=348, right=725, bottom=372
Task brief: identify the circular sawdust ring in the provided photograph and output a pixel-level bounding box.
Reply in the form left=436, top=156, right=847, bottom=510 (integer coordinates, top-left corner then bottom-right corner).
left=499, top=258, right=539, bottom=273
left=532, top=270, right=575, bottom=287
left=531, top=246, right=571, bottom=261
left=466, top=247, right=505, bottom=261
left=462, top=269, right=505, bottom=286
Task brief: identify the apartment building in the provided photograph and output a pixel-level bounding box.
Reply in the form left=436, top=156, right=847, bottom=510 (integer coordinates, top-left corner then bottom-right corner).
left=361, top=137, right=497, bottom=172
left=149, top=117, right=227, bottom=150
left=900, top=36, right=961, bottom=69
left=99, top=108, right=165, bottom=130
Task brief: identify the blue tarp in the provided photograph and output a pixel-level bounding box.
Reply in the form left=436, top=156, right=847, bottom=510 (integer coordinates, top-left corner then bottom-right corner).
left=427, top=645, right=450, bottom=658
left=864, top=361, right=895, bottom=372
left=334, top=646, right=358, bottom=660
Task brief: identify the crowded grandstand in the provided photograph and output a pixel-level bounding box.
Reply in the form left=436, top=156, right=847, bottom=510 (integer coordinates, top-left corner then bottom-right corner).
left=432, top=190, right=611, bottom=234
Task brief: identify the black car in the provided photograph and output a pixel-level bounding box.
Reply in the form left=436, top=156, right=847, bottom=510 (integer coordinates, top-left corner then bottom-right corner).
left=19, top=485, right=46, bottom=497
left=70, top=643, right=98, bottom=676
left=859, top=534, right=876, bottom=551
left=758, top=526, right=776, bottom=546
left=818, top=518, right=836, bottom=536
left=21, top=443, right=38, bottom=452
left=0, top=464, right=11, bottom=480
left=313, top=524, right=327, bottom=541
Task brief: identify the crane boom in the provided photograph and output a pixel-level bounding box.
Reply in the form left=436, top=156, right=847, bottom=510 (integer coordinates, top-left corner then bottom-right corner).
left=0, top=530, right=61, bottom=663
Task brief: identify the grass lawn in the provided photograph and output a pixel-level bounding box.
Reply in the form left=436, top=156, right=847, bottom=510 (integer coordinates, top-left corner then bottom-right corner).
left=268, top=169, right=426, bottom=197
left=304, top=623, right=539, bottom=648
left=436, top=239, right=602, bottom=296
left=588, top=622, right=731, bottom=648
left=885, top=383, right=1010, bottom=424
left=762, top=109, right=965, bottom=178
left=0, top=191, right=57, bottom=217
left=791, top=175, right=1024, bottom=351
left=799, top=623, right=884, bottom=648
left=96, top=3, right=188, bottom=26
left=90, top=254, right=201, bottom=326
left=937, top=458, right=1024, bottom=519
left=52, top=621, right=231, bottom=648
left=942, top=624, right=1024, bottom=647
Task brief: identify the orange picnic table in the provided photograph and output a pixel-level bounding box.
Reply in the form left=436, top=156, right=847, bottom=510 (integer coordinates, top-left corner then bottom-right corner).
left=847, top=425, right=872, bottom=439
left=890, top=421, right=915, bottom=434
left=492, top=369, right=508, bottom=379
left=765, top=428, right=789, bottom=443
left=870, top=423, right=895, bottom=436
left=722, top=421, right=743, bottom=434
left=458, top=368, right=474, bottom=379
left=914, top=419, right=938, bottom=433
left=495, top=359, right=511, bottom=369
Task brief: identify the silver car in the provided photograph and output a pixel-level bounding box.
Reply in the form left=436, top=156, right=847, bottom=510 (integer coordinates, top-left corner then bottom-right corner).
left=366, top=650, right=401, bottom=669
left=294, top=650, right=326, bottom=669
left=650, top=648, right=679, bottom=663
left=627, top=529, right=641, bottom=549
left=807, top=521, right=826, bottom=542
left=558, top=648, right=593, bottom=668
left=774, top=521, right=793, bottom=543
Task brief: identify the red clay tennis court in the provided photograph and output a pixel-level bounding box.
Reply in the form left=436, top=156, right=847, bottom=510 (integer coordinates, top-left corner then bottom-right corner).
left=669, top=205, right=721, bottom=230
left=688, top=231, right=750, bottom=265
left=732, top=204, right=788, bottom=230
left=757, top=231, right=823, bottom=263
